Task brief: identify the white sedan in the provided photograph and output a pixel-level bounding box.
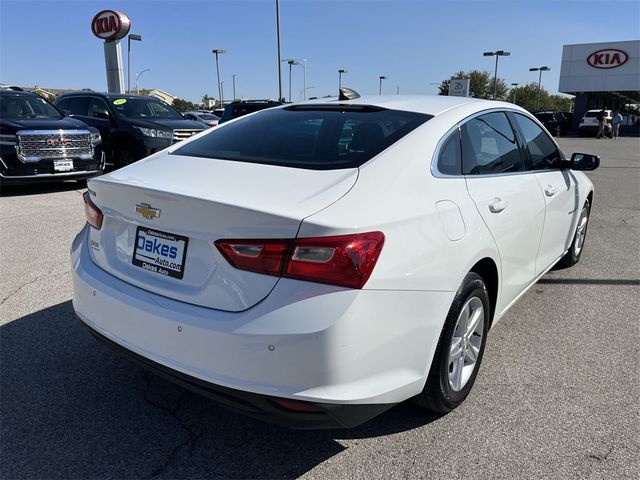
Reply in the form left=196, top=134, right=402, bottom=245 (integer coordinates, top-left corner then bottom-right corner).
left=72, top=94, right=599, bottom=428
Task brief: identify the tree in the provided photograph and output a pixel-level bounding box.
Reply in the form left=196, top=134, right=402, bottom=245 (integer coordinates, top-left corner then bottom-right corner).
left=438, top=70, right=508, bottom=100
left=508, top=82, right=573, bottom=112
left=172, top=98, right=197, bottom=111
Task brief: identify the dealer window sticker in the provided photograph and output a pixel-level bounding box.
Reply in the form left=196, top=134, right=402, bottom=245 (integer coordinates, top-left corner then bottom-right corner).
left=113, top=98, right=127, bottom=105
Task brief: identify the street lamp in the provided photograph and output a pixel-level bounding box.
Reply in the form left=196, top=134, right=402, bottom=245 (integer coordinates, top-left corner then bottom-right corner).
left=283, top=59, right=304, bottom=102
left=135, top=68, right=150, bottom=95
left=275, top=0, right=283, bottom=102
left=396, top=85, right=400, bottom=95
left=529, top=66, right=550, bottom=110
left=338, top=69, right=347, bottom=90
left=212, top=49, right=226, bottom=109
left=483, top=50, right=510, bottom=100
left=232, top=74, right=237, bottom=101
left=379, top=75, right=387, bottom=95
left=127, top=34, right=142, bottom=94
left=220, top=81, right=224, bottom=108
left=511, top=82, right=519, bottom=104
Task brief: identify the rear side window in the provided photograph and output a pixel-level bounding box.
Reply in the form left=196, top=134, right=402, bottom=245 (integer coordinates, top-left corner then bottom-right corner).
left=461, top=112, right=523, bottom=175
left=437, top=129, right=461, bottom=175
left=173, top=106, right=431, bottom=170
left=68, top=97, right=89, bottom=116
left=511, top=113, right=561, bottom=170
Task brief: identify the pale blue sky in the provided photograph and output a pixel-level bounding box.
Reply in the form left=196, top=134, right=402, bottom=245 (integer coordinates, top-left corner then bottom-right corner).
left=1, top=0, right=638, bottom=103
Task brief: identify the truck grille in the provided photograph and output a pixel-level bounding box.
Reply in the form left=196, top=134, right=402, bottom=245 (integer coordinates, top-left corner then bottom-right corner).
left=172, top=129, right=203, bottom=142
left=17, top=130, right=94, bottom=162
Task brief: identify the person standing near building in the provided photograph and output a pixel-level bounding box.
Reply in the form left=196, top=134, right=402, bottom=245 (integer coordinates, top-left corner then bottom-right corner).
left=596, top=108, right=607, bottom=139
left=611, top=110, right=623, bottom=139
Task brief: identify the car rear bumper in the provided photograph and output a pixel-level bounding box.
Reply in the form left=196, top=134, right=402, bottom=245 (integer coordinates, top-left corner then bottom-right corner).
left=71, top=226, right=454, bottom=427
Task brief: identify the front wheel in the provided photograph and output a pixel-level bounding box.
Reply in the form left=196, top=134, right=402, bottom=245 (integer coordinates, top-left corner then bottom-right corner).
left=556, top=200, right=591, bottom=269
left=414, top=272, right=490, bottom=413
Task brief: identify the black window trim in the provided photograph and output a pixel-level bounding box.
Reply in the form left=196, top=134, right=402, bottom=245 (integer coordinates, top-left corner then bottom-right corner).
left=506, top=111, right=565, bottom=171
left=431, top=107, right=563, bottom=179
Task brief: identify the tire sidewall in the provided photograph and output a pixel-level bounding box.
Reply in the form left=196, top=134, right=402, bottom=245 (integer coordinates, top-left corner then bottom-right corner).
left=429, top=273, right=490, bottom=410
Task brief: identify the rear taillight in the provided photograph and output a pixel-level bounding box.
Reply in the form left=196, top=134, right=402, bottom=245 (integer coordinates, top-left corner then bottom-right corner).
left=83, top=191, right=103, bottom=230
left=215, top=231, right=384, bottom=289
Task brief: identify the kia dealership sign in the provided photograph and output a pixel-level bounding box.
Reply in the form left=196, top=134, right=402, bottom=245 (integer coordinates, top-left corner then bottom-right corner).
left=91, top=10, right=131, bottom=41
left=559, top=40, right=639, bottom=94
left=587, top=49, right=629, bottom=69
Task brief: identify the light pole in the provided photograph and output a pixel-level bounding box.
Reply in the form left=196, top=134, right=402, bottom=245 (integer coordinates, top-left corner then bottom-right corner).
left=529, top=66, right=550, bottom=110
left=212, top=49, right=226, bottom=109
left=379, top=75, right=387, bottom=95
left=483, top=50, right=510, bottom=100
left=511, top=82, right=518, bottom=104
left=135, top=68, right=150, bottom=95
left=232, top=74, right=237, bottom=100
left=396, top=85, right=400, bottom=95
left=127, top=34, right=142, bottom=94
left=275, top=0, right=283, bottom=101
left=284, top=59, right=303, bottom=102
left=220, top=81, right=224, bottom=108
left=302, top=58, right=307, bottom=100
left=338, top=69, right=347, bottom=90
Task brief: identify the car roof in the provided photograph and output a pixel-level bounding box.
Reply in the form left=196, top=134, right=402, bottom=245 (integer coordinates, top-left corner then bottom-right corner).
left=293, top=94, right=526, bottom=118
left=0, top=89, right=37, bottom=97
left=57, top=91, right=162, bottom=101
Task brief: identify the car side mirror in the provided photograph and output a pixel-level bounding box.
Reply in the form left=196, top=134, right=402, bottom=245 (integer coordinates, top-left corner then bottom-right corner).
left=569, top=152, right=600, bottom=171
left=93, top=109, right=111, bottom=120
left=62, top=109, right=72, bottom=116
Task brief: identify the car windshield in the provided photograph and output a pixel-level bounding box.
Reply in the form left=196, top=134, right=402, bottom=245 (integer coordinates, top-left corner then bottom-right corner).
left=0, top=94, right=62, bottom=119
left=110, top=97, right=183, bottom=119
left=173, top=105, right=432, bottom=170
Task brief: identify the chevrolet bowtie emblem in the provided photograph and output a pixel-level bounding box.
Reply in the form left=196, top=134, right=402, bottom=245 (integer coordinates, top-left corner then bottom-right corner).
left=135, top=203, right=161, bottom=220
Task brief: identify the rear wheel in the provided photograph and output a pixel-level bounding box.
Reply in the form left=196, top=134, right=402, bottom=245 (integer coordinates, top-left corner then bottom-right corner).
left=415, top=272, right=490, bottom=413
left=556, top=200, right=590, bottom=269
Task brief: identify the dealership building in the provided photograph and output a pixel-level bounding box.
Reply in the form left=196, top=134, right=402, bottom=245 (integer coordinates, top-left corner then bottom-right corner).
left=559, top=40, right=640, bottom=131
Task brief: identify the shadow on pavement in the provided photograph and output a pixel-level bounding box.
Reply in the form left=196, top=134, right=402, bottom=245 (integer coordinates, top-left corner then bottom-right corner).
left=0, top=301, right=440, bottom=479
left=0, top=180, right=86, bottom=197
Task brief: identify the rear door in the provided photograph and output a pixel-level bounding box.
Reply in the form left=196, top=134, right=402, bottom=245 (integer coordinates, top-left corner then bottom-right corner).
left=509, top=112, right=577, bottom=274
left=462, top=111, right=546, bottom=314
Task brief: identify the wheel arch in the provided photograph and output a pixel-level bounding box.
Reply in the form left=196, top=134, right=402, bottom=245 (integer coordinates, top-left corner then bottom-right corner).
left=469, top=257, right=499, bottom=329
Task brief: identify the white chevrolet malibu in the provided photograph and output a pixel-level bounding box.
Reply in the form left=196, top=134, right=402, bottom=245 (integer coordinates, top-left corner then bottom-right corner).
left=72, top=94, right=599, bottom=428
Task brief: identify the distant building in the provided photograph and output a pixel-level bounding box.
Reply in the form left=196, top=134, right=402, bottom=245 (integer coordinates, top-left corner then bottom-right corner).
left=147, top=89, right=177, bottom=104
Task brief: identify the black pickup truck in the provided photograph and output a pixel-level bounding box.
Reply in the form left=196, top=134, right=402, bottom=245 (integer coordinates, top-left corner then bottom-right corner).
left=0, top=88, right=104, bottom=185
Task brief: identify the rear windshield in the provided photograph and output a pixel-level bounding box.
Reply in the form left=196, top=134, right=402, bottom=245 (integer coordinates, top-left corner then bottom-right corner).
left=173, top=105, right=431, bottom=170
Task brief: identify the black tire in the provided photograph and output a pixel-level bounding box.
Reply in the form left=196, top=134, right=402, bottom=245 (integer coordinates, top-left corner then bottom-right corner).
left=555, top=200, right=591, bottom=269
left=414, top=272, right=490, bottom=413
left=111, top=142, right=136, bottom=169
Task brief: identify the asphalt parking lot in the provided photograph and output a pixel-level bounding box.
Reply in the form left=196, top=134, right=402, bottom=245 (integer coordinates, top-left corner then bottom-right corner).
left=1, top=137, right=638, bottom=479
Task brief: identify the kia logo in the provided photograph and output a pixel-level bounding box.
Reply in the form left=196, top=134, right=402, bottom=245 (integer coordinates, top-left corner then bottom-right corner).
left=587, top=49, right=629, bottom=69
left=91, top=10, right=131, bottom=41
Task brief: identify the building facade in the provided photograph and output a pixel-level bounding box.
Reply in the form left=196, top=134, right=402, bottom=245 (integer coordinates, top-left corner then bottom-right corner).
left=559, top=40, right=639, bottom=131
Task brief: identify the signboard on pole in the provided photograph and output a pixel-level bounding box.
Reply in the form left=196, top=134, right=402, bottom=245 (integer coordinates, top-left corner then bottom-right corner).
left=92, top=10, right=131, bottom=94
left=448, top=78, right=470, bottom=97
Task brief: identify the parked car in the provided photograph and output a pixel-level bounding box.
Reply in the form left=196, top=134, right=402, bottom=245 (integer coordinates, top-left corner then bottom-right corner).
left=54, top=93, right=205, bottom=168
left=578, top=109, right=612, bottom=137
left=532, top=110, right=569, bottom=136
left=218, top=100, right=282, bottom=124
left=0, top=87, right=103, bottom=185
left=182, top=111, right=220, bottom=128
left=73, top=95, right=598, bottom=428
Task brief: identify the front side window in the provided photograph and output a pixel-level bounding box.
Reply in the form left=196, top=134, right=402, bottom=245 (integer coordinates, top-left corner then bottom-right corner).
left=88, top=98, right=110, bottom=118
left=68, top=97, right=89, bottom=116
left=173, top=106, right=431, bottom=170
left=511, top=113, right=561, bottom=170
left=437, top=128, right=461, bottom=175
left=461, top=112, right=523, bottom=175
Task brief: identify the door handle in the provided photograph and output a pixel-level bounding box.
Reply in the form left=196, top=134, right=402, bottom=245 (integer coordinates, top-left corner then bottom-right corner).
left=544, top=185, right=557, bottom=197
left=488, top=197, right=508, bottom=213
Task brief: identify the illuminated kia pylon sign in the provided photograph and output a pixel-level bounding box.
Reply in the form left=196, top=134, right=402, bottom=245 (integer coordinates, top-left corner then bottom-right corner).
left=587, top=49, right=629, bottom=69
left=91, top=10, right=131, bottom=41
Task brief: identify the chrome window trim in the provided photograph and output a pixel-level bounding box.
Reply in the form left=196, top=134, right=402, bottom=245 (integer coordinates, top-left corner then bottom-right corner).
left=430, top=107, right=562, bottom=179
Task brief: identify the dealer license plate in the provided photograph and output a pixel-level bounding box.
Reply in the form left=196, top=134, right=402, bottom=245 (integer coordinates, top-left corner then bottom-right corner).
left=54, top=160, right=73, bottom=172
left=132, top=227, right=188, bottom=279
